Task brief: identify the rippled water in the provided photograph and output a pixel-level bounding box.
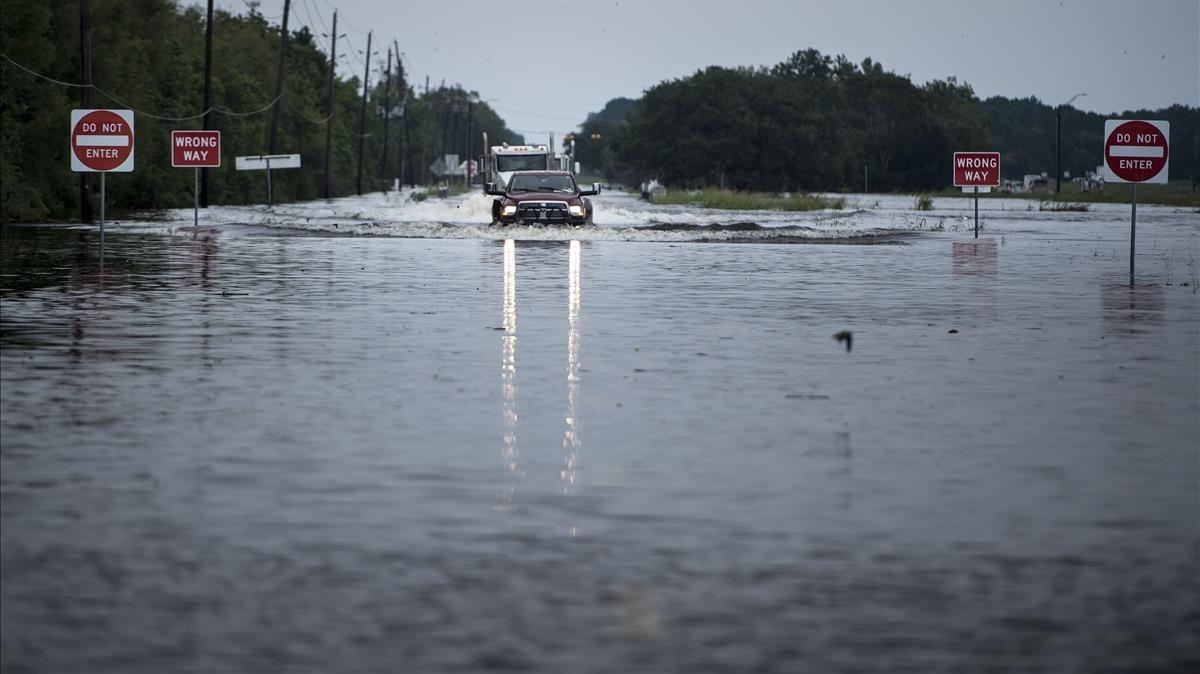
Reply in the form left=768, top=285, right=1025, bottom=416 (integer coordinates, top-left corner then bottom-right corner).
left=2, top=193, right=1198, bottom=673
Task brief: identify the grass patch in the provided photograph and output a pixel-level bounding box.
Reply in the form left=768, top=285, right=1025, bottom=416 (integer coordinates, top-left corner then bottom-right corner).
left=1039, top=201, right=1089, bottom=212
left=650, top=188, right=843, bottom=211
left=928, top=180, right=1200, bottom=208
left=914, top=194, right=934, bottom=211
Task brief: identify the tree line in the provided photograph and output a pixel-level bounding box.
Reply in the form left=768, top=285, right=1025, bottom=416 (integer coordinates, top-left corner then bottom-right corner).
left=0, top=0, right=521, bottom=222
left=572, top=49, right=1199, bottom=192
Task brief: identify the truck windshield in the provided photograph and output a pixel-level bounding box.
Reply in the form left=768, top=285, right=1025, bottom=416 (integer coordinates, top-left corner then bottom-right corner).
left=496, top=154, right=547, bottom=172
left=508, top=174, right=576, bottom=193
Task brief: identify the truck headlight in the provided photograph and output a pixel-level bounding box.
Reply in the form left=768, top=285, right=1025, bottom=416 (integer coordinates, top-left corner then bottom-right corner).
left=502, top=205, right=517, bottom=216
left=568, top=205, right=585, bottom=217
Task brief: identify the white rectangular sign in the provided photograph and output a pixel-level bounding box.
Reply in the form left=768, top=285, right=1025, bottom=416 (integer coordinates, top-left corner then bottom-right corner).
left=235, top=154, right=301, bottom=170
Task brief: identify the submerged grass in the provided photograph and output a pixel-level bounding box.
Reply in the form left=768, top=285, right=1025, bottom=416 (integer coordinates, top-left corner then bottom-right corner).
left=651, top=188, right=844, bottom=211
left=1039, top=201, right=1089, bottom=212
left=928, top=181, right=1200, bottom=207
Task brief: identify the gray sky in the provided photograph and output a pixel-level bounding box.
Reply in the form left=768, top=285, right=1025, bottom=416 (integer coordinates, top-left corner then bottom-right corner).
left=198, top=0, right=1199, bottom=141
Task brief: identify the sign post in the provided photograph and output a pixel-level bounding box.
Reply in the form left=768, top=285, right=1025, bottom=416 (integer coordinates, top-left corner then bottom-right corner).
left=953, top=151, right=1001, bottom=238
left=172, top=130, right=222, bottom=231
left=1102, top=120, right=1170, bottom=278
left=71, top=109, right=135, bottom=242
left=235, top=154, right=301, bottom=206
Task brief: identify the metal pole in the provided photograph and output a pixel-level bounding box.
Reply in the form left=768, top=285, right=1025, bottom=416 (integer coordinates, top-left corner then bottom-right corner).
left=974, top=186, right=979, bottom=239
left=1130, top=183, right=1137, bottom=279
left=100, top=172, right=106, bottom=243
left=194, top=167, right=200, bottom=229
left=267, top=158, right=273, bottom=207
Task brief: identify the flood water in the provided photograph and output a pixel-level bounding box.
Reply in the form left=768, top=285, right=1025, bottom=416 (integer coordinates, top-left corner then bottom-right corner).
left=2, top=191, right=1198, bottom=673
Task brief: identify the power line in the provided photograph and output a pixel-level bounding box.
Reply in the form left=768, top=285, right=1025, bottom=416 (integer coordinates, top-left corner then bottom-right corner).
left=331, top=6, right=368, bottom=36
left=2, top=53, right=281, bottom=121
left=301, top=0, right=330, bottom=36
left=1, top=53, right=86, bottom=88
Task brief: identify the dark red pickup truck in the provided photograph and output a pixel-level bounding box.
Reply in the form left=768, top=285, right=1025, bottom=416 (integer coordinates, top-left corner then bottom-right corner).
left=485, top=171, right=601, bottom=226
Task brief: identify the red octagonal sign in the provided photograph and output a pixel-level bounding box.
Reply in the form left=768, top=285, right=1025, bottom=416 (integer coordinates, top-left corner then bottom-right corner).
left=70, top=109, right=135, bottom=173
left=1103, top=119, right=1169, bottom=184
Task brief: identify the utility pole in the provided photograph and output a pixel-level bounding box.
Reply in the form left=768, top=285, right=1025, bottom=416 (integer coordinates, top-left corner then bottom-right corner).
left=200, top=0, right=214, bottom=207
left=449, top=96, right=460, bottom=169
left=1055, top=104, right=1062, bottom=194
left=268, top=0, right=290, bottom=155
left=79, top=0, right=93, bottom=224
left=394, top=40, right=405, bottom=188
left=322, top=11, right=337, bottom=199
left=400, top=96, right=408, bottom=187
left=465, top=102, right=472, bottom=187
left=1193, top=131, right=1198, bottom=192
left=379, top=47, right=392, bottom=190
left=1056, top=92, right=1086, bottom=195
left=440, top=92, right=451, bottom=167
left=356, top=30, right=372, bottom=196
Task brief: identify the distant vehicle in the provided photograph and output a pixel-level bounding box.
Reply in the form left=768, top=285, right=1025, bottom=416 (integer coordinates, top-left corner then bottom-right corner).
left=480, top=142, right=571, bottom=192
left=485, top=171, right=600, bottom=227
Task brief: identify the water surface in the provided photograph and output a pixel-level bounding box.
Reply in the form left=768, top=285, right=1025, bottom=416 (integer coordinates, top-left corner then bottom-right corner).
left=2, top=194, right=1198, bottom=673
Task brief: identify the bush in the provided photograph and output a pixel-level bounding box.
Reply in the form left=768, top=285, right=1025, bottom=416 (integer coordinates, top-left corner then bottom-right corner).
left=914, top=194, right=934, bottom=210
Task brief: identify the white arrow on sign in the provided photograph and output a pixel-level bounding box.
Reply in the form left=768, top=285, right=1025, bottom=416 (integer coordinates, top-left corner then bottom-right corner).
left=235, top=154, right=301, bottom=170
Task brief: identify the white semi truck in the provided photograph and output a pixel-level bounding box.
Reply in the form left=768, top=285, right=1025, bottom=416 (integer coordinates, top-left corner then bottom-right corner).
left=480, top=133, right=573, bottom=190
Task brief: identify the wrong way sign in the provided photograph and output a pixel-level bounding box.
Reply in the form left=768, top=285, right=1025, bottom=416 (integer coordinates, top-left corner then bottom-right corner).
left=70, top=109, right=134, bottom=172
left=1103, top=119, right=1169, bottom=184
left=172, top=130, right=221, bottom=167
left=953, top=151, right=1000, bottom=188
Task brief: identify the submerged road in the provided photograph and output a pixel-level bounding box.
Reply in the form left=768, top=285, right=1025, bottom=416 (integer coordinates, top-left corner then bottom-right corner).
left=2, top=193, right=1197, bottom=672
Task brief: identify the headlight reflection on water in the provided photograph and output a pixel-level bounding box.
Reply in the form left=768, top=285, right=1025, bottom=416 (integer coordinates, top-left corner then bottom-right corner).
left=562, top=240, right=582, bottom=502
left=500, top=239, right=519, bottom=510
left=497, top=239, right=584, bottom=535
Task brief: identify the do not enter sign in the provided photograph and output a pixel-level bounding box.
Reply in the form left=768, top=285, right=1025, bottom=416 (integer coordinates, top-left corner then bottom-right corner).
left=1103, top=119, right=1169, bottom=184
left=71, top=109, right=135, bottom=172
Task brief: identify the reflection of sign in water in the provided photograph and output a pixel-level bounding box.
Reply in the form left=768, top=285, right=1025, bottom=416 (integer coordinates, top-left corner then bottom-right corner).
left=952, top=240, right=998, bottom=319
left=952, top=240, right=998, bottom=277
left=1101, top=277, right=1164, bottom=337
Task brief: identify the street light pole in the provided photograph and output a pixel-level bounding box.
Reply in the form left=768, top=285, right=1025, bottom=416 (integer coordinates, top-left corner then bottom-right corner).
left=1056, top=92, right=1086, bottom=194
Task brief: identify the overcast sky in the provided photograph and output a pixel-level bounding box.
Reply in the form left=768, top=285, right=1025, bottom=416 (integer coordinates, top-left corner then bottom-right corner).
left=194, top=0, right=1198, bottom=142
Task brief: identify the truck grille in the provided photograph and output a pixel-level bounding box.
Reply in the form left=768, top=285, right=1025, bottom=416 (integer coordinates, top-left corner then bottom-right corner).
left=516, top=201, right=569, bottom=222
